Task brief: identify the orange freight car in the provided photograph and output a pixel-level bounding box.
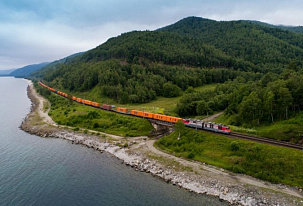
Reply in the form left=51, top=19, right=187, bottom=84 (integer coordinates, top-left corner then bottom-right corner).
left=131, top=110, right=144, bottom=117
left=83, top=100, right=92, bottom=105
left=92, top=102, right=100, bottom=107
left=117, top=107, right=128, bottom=113
left=72, top=96, right=77, bottom=101
left=143, top=112, right=154, bottom=119
left=154, top=114, right=168, bottom=121
left=166, top=116, right=183, bottom=123
left=76, top=98, right=82, bottom=103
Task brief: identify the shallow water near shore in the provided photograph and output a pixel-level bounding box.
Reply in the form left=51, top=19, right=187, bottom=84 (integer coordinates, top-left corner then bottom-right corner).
left=0, top=77, right=228, bottom=206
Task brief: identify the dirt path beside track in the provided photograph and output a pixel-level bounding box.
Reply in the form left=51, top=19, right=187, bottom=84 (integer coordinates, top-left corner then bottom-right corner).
left=202, top=112, right=223, bottom=121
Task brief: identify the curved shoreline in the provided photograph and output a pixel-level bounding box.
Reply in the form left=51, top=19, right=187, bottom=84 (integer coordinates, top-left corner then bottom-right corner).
left=21, top=80, right=303, bottom=206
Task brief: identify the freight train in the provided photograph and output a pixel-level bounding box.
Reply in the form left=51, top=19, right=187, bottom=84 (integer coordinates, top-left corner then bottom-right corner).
left=38, top=81, right=230, bottom=134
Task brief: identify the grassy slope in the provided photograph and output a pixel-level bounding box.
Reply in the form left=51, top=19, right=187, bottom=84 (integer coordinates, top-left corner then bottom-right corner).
left=215, top=112, right=303, bottom=144
left=46, top=93, right=153, bottom=137
left=57, top=83, right=218, bottom=117
left=156, top=127, right=303, bottom=187
left=119, top=84, right=218, bottom=116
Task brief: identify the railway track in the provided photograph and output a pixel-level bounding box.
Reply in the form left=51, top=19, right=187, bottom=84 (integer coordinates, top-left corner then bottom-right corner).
left=183, top=124, right=303, bottom=150
left=229, top=132, right=303, bottom=150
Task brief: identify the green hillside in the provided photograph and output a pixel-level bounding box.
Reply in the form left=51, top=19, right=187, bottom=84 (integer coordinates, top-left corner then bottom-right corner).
left=33, top=52, right=84, bottom=78
left=32, top=30, right=258, bottom=104
left=243, top=20, right=303, bottom=34
left=78, top=31, right=254, bottom=70
left=282, top=26, right=303, bottom=34
left=160, top=17, right=303, bottom=73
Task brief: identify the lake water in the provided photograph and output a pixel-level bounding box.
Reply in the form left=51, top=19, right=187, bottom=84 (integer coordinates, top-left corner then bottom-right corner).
left=0, top=77, right=227, bottom=206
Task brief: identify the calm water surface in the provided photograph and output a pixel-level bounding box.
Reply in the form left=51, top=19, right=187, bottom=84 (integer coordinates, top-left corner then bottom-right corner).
left=0, top=77, right=227, bottom=206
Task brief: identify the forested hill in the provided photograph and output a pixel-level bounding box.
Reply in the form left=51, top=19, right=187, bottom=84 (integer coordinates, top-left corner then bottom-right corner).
left=79, top=31, right=253, bottom=70
left=283, top=26, right=303, bottom=34
left=160, top=17, right=303, bottom=72
left=33, top=16, right=303, bottom=104
left=241, top=20, right=303, bottom=34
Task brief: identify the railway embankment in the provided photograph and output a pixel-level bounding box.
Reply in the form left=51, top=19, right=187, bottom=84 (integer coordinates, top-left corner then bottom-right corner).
left=21, top=80, right=303, bottom=206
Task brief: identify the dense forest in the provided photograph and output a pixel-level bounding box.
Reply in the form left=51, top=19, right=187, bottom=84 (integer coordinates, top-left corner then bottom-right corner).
left=35, top=59, right=262, bottom=104
left=176, top=63, right=303, bottom=125
left=33, top=16, right=303, bottom=110
left=160, top=17, right=303, bottom=73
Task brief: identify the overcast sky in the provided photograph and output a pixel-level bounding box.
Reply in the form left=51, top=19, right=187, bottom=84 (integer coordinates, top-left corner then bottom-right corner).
left=1, top=0, right=303, bottom=70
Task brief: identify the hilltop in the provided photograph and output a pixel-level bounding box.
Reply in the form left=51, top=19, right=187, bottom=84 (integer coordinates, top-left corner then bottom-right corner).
left=160, top=17, right=303, bottom=72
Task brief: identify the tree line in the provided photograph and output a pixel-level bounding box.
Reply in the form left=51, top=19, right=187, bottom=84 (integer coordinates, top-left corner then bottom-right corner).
left=176, top=63, right=303, bottom=126
left=35, top=58, right=263, bottom=104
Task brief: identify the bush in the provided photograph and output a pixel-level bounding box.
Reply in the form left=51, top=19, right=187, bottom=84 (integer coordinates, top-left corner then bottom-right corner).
left=187, top=152, right=195, bottom=159
left=232, top=165, right=245, bottom=174
left=230, top=141, right=240, bottom=151
left=86, top=111, right=100, bottom=119
left=162, top=82, right=182, bottom=97
left=93, top=122, right=100, bottom=128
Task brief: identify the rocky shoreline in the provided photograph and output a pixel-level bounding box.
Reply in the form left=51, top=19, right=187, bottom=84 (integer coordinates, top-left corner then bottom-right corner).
left=21, top=82, right=303, bottom=206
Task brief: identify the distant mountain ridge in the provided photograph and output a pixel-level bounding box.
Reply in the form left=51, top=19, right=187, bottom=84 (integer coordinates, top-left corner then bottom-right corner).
left=242, top=20, right=303, bottom=34
left=0, top=68, right=16, bottom=76
left=10, top=62, right=49, bottom=77
left=9, top=52, right=84, bottom=78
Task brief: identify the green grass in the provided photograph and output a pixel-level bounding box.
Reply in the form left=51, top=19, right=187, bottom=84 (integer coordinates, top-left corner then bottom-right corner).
left=59, top=83, right=218, bottom=117
left=214, top=112, right=303, bottom=143
left=116, top=84, right=218, bottom=116
left=194, top=83, right=218, bottom=92
left=156, top=127, right=303, bottom=187
left=257, top=117, right=303, bottom=143
left=122, top=96, right=181, bottom=116
left=46, top=93, right=153, bottom=137
left=43, top=101, right=49, bottom=113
